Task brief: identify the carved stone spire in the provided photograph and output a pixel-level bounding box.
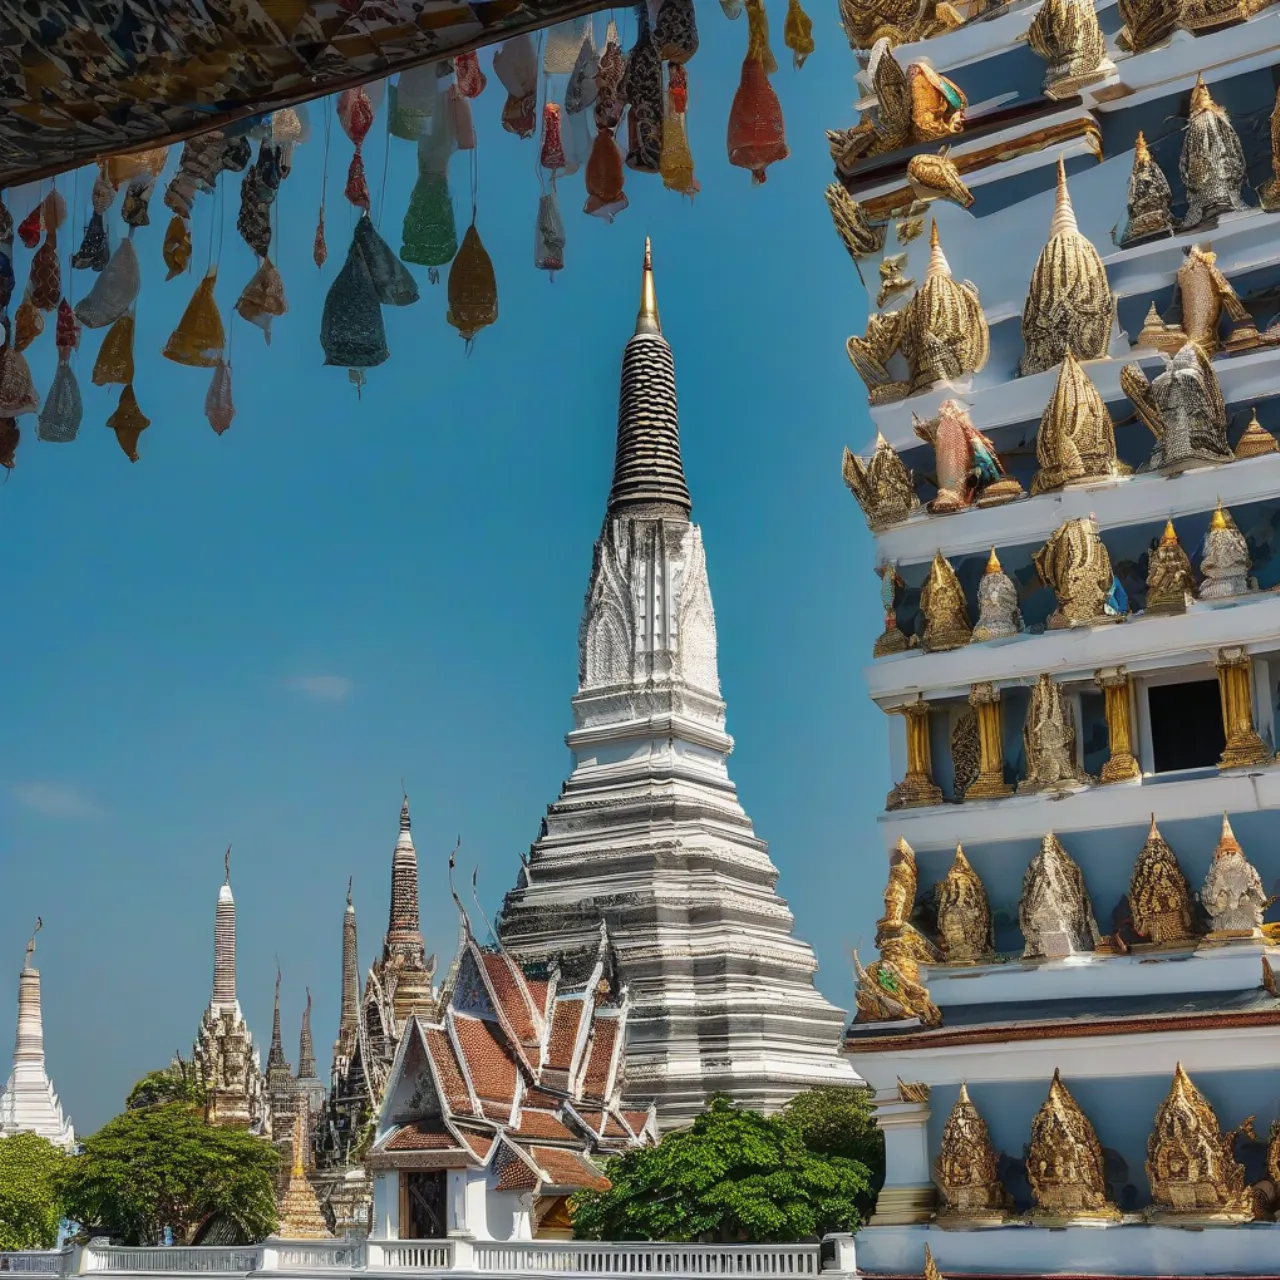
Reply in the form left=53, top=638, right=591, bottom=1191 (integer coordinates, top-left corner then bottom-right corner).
left=267, top=967, right=287, bottom=1073
left=1129, top=816, right=1195, bottom=945
left=298, top=988, right=316, bottom=1082
left=935, top=846, right=994, bottom=964
left=920, top=550, right=972, bottom=652
left=276, top=1108, right=333, bottom=1239
left=1031, top=352, right=1125, bottom=494
left=212, top=846, right=237, bottom=1011
left=1121, top=131, right=1174, bottom=245
left=1201, top=814, right=1268, bottom=936
left=606, top=239, right=692, bottom=520
left=1019, top=833, right=1101, bottom=959
left=1179, top=76, right=1249, bottom=231
left=1027, top=1069, right=1120, bottom=1222
left=334, top=879, right=359, bottom=1064
left=380, top=796, right=434, bottom=1024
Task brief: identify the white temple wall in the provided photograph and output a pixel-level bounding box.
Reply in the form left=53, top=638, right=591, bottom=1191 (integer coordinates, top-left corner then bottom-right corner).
left=371, top=1172, right=397, bottom=1240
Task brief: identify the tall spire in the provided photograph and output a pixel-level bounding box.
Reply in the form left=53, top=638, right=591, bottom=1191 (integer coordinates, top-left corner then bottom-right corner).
left=334, top=879, right=359, bottom=1062
left=387, top=795, right=424, bottom=949
left=212, top=846, right=237, bottom=1010
left=267, top=966, right=287, bottom=1071
left=298, top=988, right=317, bottom=1081
left=606, top=239, right=692, bottom=521
left=0, top=924, right=75, bottom=1150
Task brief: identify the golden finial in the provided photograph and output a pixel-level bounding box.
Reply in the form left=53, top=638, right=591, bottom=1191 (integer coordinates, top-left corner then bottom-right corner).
left=1160, top=520, right=1177, bottom=546
left=292, top=1109, right=308, bottom=1179
left=1135, top=130, right=1150, bottom=164
left=1209, top=501, right=1228, bottom=531
left=1215, top=812, right=1241, bottom=857
left=636, top=237, right=662, bottom=336
left=924, top=219, right=951, bottom=281
left=923, top=1245, right=944, bottom=1280
left=1190, top=74, right=1215, bottom=116
left=985, top=547, right=1002, bottom=575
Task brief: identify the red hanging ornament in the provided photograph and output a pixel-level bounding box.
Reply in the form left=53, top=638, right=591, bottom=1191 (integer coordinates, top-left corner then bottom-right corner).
left=669, top=63, right=689, bottom=115
left=345, top=151, right=371, bottom=210
left=17, top=203, right=41, bottom=250
left=55, top=298, right=80, bottom=357
left=455, top=51, right=488, bottom=99
left=314, top=207, right=328, bottom=268
left=727, top=0, right=790, bottom=184
left=540, top=103, right=567, bottom=171
left=337, top=87, right=375, bottom=147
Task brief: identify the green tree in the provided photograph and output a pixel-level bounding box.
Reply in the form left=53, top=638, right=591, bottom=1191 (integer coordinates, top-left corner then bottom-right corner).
left=781, top=1086, right=883, bottom=1223
left=61, top=1102, right=279, bottom=1246
left=0, top=1131, right=68, bottom=1250
left=571, top=1095, right=873, bottom=1243
left=125, top=1062, right=205, bottom=1112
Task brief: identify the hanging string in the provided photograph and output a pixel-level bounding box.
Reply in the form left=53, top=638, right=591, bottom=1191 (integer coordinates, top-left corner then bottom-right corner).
left=376, top=86, right=392, bottom=230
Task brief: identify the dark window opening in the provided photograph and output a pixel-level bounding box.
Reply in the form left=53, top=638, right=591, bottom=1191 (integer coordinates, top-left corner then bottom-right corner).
left=1148, top=680, right=1225, bottom=773
left=402, top=1171, right=447, bottom=1239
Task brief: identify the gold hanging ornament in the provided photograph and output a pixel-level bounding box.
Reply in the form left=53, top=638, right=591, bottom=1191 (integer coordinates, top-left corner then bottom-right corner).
left=107, top=384, right=151, bottom=462
left=163, top=267, right=226, bottom=368
left=93, top=313, right=136, bottom=387
left=447, top=223, right=498, bottom=344
left=163, top=216, right=192, bottom=280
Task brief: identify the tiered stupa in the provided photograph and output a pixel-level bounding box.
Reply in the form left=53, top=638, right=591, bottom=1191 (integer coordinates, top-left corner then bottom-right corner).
left=497, top=242, right=856, bottom=1126
left=191, top=850, right=265, bottom=1130
left=0, top=923, right=75, bottom=1150
left=834, top=7, right=1280, bottom=1274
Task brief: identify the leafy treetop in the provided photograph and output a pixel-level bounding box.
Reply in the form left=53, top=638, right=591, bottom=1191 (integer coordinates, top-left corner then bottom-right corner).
left=0, top=1131, right=69, bottom=1251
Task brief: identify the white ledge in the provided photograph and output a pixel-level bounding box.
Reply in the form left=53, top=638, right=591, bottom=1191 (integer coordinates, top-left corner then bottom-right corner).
left=855, top=1218, right=1280, bottom=1277
left=869, top=344, right=1280, bottom=452
left=869, top=452, right=1280, bottom=567
left=876, top=765, right=1280, bottom=851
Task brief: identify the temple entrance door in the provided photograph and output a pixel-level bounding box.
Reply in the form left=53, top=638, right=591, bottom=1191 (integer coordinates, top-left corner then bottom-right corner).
left=401, top=1171, right=447, bottom=1239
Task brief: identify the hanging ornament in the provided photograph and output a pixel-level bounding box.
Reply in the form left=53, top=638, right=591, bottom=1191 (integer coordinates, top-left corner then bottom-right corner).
left=0, top=195, right=11, bottom=246
left=656, top=0, right=700, bottom=62
left=72, top=212, right=110, bottom=272
left=390, top=65, right=438, bottom=140
left=38, top=358, right=82, bottom=443
left=30, top=230, right=61, bottom=311
left=164, top=132, right=250, bottom=220
left=105, top=148, right=168, bottom=188
left=107, top=384, right=150, bottom=462
left=624, top=5, right=664, bottom=173
left=402, top=171, right=458, bottom=279
left=75, top=236, right=141, bottom=328
left=238, top=141, right=283, bottom=257
left=784, top=0, right=815, bottom=67
left=494, top=34, right=538, bottom=138
left=585, top=129, right=629, bottom=221
left=356, top=213, right=419, bottom=306
left=0, top=418, right=18, bottom=469
left=14, top=293, right=42, bottom=352
left=205, top=359, right=236, bottom=435
left=541, top=102, right=568, bottom=172
left=0, top=332, right=40, bottom=417
left=42, top=189, right=66, bottom=232
left=345, top=150, right=371, bottom=210
left=447, top=223, right=498, bottom=343
left=55, top=299, right=80, bottom=357
left=450, top=87, right=477, bottom=151
left=321, top=227, right=389, bottom=370
left=272, top=108, right=306, bottom=148
left=17, top=203, right=41, bottom=250
left=121, top=174, right=156, bottom=228
left=660, top=68, right=699, bottom=197
left=0, top=251, right=12, bottom=313
left=455, top=51, right=488, bottom=99
left=91, top=167, right=118, bottom=215
left=314, top=208, right=328, bottom=268
left=235, top=258, right=288, bottom=343
left=92, top=313, right=136, bottom=386
left=545, top=16, right=589, bottom=74
left=728, top=0, right=790, bottom=183
left=338, top=86, right=376, bottom=210
left=564, top=28, right=600, bottom=175
left=721, top=0, right=746, bottom=16
left=534, top=189, right=566, bottom=275
left=595, top=19, right=628, bottom=133
left=163, top=267, right=226, bottom=367
left=163, top=215, right=192, bottom=280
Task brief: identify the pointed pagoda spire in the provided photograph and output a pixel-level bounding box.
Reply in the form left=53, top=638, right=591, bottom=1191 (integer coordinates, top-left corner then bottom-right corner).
left=298, top=988, right=317, bottom=1081
left=606, top=238, right=692, bottom=521
left=276, top=1109, right=332, bottom=1239
left=387, top=794, right=424, bottom=948
left=925, top=219, right=951, bottom=281
left=15, top=920, right=44, bottom=1067
left=212, top=846, right=237, bottom=1010
left=334, top=879, right=359, bottom=1062
left=267, top=966, right=287, bottom=1072
left=1049, top=155, right=1080, bottom=238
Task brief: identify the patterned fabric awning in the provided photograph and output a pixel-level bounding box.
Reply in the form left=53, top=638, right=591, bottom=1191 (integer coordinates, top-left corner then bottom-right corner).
left=0, top=0, right=603, bottom=188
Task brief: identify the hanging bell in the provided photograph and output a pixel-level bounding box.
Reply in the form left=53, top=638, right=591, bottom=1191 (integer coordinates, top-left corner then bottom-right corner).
left=205, top=360, right=236, bottom=435
left=447, top=223, right=498, bottom=342
left=401, top=171, right=459, bottom=274
left=355, top=214, right=420, bottom=307
left=107, top=384, right=150, bottom=462
left=37, top=358, right=82, bottom=443
left=321, top=229, right=389, bottom=369
left=75, top=237, right=141, bottom=328
left=93, top=313, right=136, bottom=386
left=235, top=258, right=288, bottom=343
left=163, top=268, right=226, bottom=368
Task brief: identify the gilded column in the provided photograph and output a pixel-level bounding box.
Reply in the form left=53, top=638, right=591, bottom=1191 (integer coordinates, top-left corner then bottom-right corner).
left=887, top=698, right=943, bottom=809
left=1095, top=667, right=1140, bottom=783
left=1216, top=647, right=1270, bottom=769
left=965, top=682, right=1012, bottom=800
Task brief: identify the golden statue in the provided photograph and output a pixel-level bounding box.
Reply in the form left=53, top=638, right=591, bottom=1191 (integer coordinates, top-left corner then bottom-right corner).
left=1027, top=1070, right=1122, bottom=1222
left=920, top=550, right=972, bottom=652
left=913, top=399, right=1023, bottom=513
left=825, top=184, right=886, bottom=262
left=1034, top=516, right=1119, bottom=629
left=909, top=62, right=967, bottom=141
left=852, top=948, right=942, bottom=1027
left=972, top=548, right=1022, bottom=641
left=1122, top=343, right=1232, bottom=473
left=1180, top=77, right=1249, bottom=231
left=1145, top=520, right=1197, bottom=614
left=878, top=254, right=915, bottom=310
left=843, top=435, right=918, bottom=529
left=1199, top=502, right=1252, bottom=599
left=1129, top=815, right=1196, bottom=946
left=1121, top=132, right=1174, bottom=246
left=1031, top=352, right=1127, bottom=494
left=1171, top=244, right=1255, bottom=356
left=847, top=311, right=908, bottom=405
left=906, top=148, right=974, bottom=209
left=877, top=837, right=943, bottom=965
left=1180, top=0, right=1268, bottom=35
left=1019, top=833, right=1101, bottom=959
left=827, top=41, right=912, bottom=172
left=837, top=0, right=963, bottom=54
left=1138, top=301, right=1188, bottom=354
left=1201, top=814, right=1269, bottom=936
left=901, top=223, right=989, bottom=394
left=935, top=845, right=994, bottom=964
left=1027, top=0, right=1114, bottom=99
left=1146, top=1064, right=1254, bottom=1222
left=875, top=561, right=913, bottom=657
left=1261, top=86, right=1280, bottom=211
left=1116, top=0, right=1177, bottom=50
left=936, top=1083, right=1011, bottom=1221
left=1021, top=159, right=1114, bottom=377
left=1235, top=409, right=1279, bottom=460
left=1019, top=673, right=1093, bottom=794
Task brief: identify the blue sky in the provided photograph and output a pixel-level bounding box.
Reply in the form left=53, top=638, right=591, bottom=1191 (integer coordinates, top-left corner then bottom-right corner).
left=0, top=5, right=882, bottom=1132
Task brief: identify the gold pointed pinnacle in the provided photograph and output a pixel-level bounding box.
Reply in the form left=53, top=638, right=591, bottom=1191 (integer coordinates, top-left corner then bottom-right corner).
left=1160, top=519, right=1177, bottom=545
left=1134, top=130, right=1150, bottom=164
left=1210, top=501, right=1228, bottom=531
left=1190, top=74, right=1215, bottom=115
left=636, top=236, right=662, bottom=336
left=985, top=547, right=1002, bottom=575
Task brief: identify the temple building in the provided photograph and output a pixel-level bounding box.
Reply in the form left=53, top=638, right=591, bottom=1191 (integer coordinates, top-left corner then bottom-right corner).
left=834, top=6, right=1280, bottom=1275
left=367, top=906, right=655, bottom=1243
left=191, top=851, right=265, bottom=1131
left=0, top=923, right=75, bottom=1151
left=496, top=242, right=855, bottom=1126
